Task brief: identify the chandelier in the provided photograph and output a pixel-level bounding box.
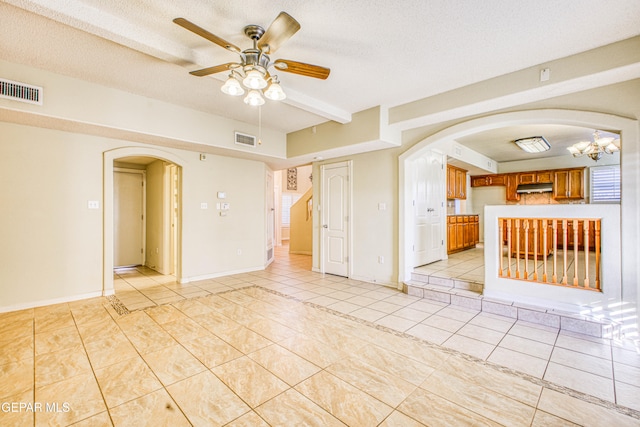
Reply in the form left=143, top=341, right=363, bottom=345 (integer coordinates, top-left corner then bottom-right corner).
left=567, top=130, right=620, bottom=161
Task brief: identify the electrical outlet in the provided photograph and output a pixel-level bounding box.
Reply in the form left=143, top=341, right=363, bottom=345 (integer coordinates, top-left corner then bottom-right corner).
left=87, top=200, right=99, bottom=209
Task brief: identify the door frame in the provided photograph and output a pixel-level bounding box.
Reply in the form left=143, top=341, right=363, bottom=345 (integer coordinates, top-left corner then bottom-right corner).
left=103, top=147, right=184, bottom=297
left=113, top=167, right=146, bottom=267
left=319, top=160, right=353, bottom=277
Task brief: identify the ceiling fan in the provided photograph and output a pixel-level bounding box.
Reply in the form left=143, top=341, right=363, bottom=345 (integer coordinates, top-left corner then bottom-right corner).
left=173, top=11, right=330, bottom=105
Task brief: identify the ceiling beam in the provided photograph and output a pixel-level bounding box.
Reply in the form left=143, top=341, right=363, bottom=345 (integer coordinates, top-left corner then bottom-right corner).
left=6, top=0, right=351, bottom=126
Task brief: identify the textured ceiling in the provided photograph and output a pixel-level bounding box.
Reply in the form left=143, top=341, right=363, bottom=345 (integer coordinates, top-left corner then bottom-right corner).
left=1, top=0, right=639, bottom=164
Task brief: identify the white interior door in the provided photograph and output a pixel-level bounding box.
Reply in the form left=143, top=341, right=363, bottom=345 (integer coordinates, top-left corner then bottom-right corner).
left=413, top=151, right=445, bottom=267
left=114, top=170, right=144, bottom=267
left=322, top=162, right=350, bottom=277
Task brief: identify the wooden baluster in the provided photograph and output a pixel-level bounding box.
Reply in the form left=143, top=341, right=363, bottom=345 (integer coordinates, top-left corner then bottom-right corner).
left=523, top=220, right=529, bottom=279
left=583, top=220, right=590, bottom=288
left=542, top=219, right=548, bottom=282
left=507, top=219, right=512, bottom=278
left=533, top=219, right=538, bottom=281
left=515, top=219, right=521, bottom=279
left=552, top=219, right=558, bottom=283
left=573, top=219, right=579, bottom=286
left=562, top=219, right=568, bottom=285
left=595, top=220, right=601, bottom=291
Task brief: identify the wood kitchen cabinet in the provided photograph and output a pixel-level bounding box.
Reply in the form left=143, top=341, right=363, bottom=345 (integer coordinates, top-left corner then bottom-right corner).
left=553, top=168, right=584, bottom=200
left=472, top=167, right=584, bottom=202
left=505, top=173, right=520, bottom=202
left=519, top=170, right=554, bottom=184
left=447, top=215, right=479, bottom=254
left=447, top=165, right=467, bottom=200
left=471, top=174, right=506, bottom=187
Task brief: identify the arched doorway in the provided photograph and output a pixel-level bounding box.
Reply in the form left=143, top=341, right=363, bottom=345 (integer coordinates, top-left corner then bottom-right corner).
left=398, top=109, right=639, bottom=313
left=103, top=147, right=185, bottom=297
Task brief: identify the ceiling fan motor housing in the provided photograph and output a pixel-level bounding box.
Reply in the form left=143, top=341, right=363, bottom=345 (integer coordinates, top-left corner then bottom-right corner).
left=243, top=50, right=270, bottom=74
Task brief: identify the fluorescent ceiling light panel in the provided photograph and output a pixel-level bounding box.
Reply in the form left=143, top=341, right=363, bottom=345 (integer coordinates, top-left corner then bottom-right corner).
left=514, top=136, right=550, bottom=153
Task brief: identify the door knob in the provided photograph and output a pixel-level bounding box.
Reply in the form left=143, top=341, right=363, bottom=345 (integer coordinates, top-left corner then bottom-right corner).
left=322, top=224, right=328, bottom=228
left=427, top=208, right=435, bottom=212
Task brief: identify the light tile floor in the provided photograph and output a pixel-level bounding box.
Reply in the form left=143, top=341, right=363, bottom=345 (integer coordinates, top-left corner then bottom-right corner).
left=1, top=246, right=639, bottom=425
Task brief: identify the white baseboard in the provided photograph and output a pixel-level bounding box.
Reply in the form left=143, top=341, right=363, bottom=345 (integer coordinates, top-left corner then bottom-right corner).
left=0, top=290, right=104, bottom=314
left=180, top=265, right=264, bottom=284
left=350, top=274, right=398, bottom=288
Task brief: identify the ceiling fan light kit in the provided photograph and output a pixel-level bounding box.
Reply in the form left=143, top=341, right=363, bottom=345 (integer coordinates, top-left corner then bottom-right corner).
left=567, top=130, right=620, bottom=161
left=173, top=12, right=329, bottom=107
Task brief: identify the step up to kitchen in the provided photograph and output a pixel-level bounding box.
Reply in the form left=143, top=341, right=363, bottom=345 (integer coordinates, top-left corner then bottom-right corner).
left=403, top=280, right=620, bottom=339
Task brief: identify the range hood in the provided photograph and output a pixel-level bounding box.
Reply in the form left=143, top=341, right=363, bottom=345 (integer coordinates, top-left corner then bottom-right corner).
left=516, top=183, right=553, bottom=194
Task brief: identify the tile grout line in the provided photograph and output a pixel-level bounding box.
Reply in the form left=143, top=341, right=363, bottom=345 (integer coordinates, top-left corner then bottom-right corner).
left=109, top=282, right=640, bottom=421
left=69, top=305, right=114, bottom=426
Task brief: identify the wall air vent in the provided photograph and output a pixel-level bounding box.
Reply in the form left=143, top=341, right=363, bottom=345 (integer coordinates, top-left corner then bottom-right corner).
left=0, top=78, right=43, bottom=105
left=235, top=132, right=257, bottom=148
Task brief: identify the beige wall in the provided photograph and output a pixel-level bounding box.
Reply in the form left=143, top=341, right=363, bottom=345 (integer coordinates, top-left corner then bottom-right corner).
left=0, top=122, right=267, bottom=311
left=145, top=160, right=165, bottom=272
left=289, top=188, right=313, bottom=255
left=312, top=147, right=401, bottom=285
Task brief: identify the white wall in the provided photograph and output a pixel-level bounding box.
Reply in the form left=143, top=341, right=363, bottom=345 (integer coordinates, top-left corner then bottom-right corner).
left=0, top=122, right=268, bottom=311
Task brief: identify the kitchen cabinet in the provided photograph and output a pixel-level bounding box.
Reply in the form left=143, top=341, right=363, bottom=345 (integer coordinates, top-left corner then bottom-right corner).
left=471, top=174, right=506, bottom=187
left=505, top=174, right=520, bottom=202
left=447, top=165, right=467, bottom=200
left=447, top=215, right=479, bottom=254
left=472, top=167, right=584, bottom=202
left=553, top=168, right=584, bottom=200
left=536, top=171, right=554, bottom=183
left=519, top=171, right=554, bottom=184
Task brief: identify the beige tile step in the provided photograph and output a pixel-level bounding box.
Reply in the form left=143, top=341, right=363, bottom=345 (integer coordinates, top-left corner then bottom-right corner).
left=403, top=280, right=620, bottom=339
left=410, top=271, right=483, bottom=293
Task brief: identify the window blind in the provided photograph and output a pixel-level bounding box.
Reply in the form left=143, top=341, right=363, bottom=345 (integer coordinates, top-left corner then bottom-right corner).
left=590, top=165, right=620, bottom=203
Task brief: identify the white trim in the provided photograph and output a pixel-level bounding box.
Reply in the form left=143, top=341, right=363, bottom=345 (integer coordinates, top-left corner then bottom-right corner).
left=180, top=265, right=265, bottom=284
left=0, top=291, right=104, bottom=313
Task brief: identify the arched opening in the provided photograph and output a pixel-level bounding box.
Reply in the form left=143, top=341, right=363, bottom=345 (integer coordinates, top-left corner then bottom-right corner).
left=103, top=147, right=185, bottom=302
left=399, top=109, right=639, bottom=327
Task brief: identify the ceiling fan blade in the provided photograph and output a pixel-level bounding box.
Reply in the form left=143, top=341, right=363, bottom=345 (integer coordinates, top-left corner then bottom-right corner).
left=189, top=63, right=238, bottom=77
left=173, top=18, right=240, bottom=53
left=257, top=12, right=300, bottom=53
left=273, top=60, right=330, bottom=80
